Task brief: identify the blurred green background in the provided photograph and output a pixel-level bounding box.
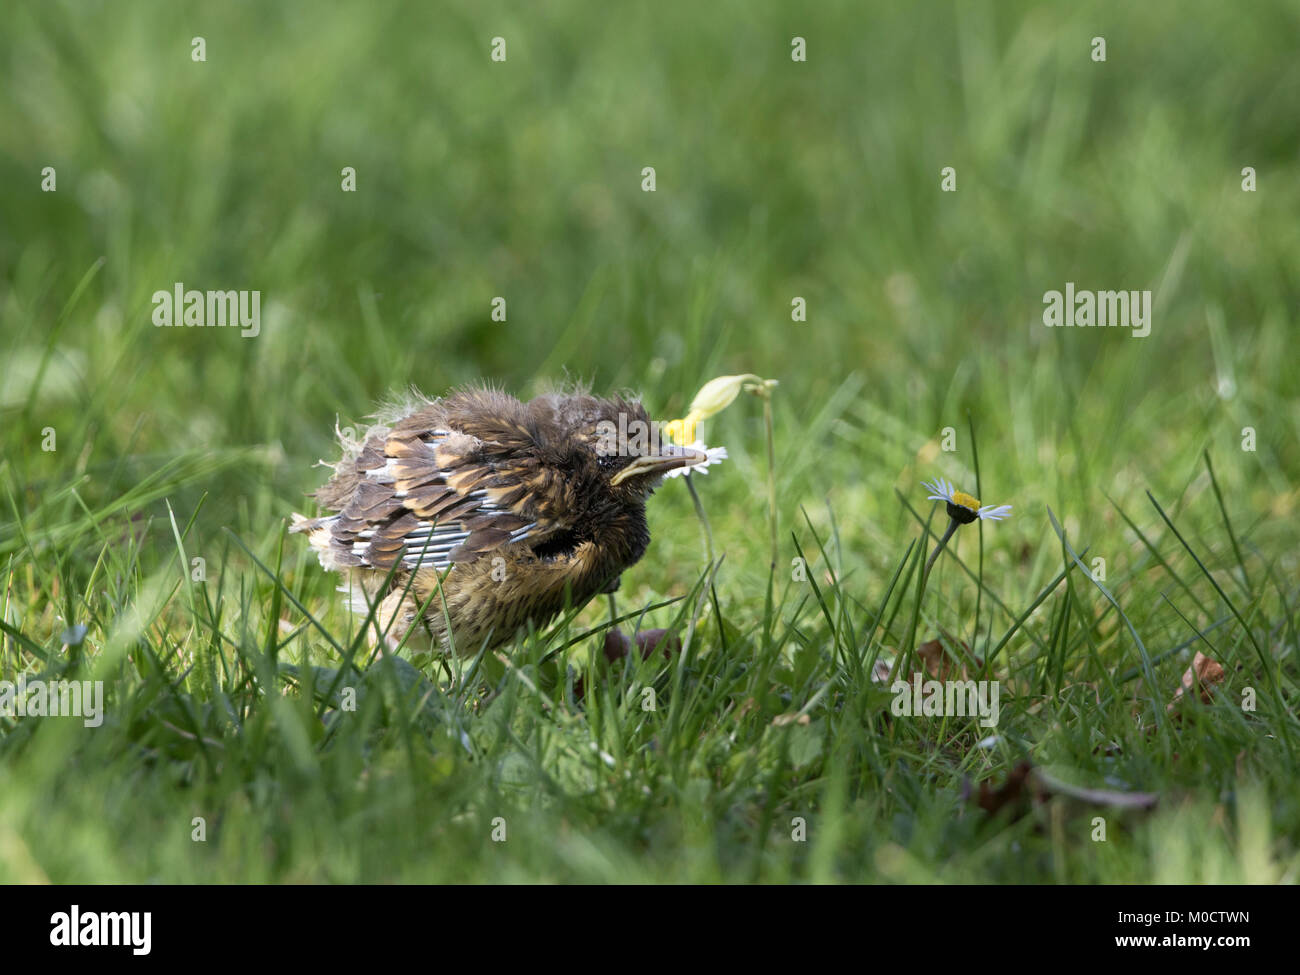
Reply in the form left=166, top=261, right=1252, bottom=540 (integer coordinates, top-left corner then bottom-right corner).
left=4, top=0, right=1296, bottom=524
left=1, top=0, right=1298, bottom=883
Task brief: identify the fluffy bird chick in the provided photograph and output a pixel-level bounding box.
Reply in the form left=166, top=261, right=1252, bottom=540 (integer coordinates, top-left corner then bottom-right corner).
left=292, top=387, right=706, bottom=656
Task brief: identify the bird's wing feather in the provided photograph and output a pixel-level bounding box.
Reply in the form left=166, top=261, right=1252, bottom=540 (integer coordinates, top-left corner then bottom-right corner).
left=300, top=396, right=576, bottom=572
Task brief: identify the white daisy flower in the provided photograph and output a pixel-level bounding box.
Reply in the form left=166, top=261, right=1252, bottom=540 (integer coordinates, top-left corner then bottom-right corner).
left=663, top=441, right=728, bottom=478
left=921, top=478, right=1013, bottom=524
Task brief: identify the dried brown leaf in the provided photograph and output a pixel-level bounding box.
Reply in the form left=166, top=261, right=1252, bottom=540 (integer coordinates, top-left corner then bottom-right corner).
left=974, top=762, right=1159, bottom=818
left=1167, top=651, right=1226, bottom=712
left=771, top=712, right=811, bottom=727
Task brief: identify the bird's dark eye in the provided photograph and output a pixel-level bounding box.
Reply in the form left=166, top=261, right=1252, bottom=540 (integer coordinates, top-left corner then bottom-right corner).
left=598, top=454, right=621, bottom=473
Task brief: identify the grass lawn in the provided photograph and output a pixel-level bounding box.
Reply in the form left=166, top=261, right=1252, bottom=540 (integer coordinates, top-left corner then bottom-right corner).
left=1, top=0, right=1297, bottom=883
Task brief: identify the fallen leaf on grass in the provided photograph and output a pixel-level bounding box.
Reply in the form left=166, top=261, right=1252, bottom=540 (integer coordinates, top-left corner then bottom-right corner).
left=579, top=627, right=683, bottom=700
left=602, top=629, right=633, bottom=661
left=916, top=637, right=976, bottom=681
left=602, top=627, right=681, bottom=662
left=1166, top=651, right=1225, bottom=713
left=871, top=635, right=983, bottom=686
left=971, top=761, right=1159, bottom=819
left=1031, top=768, right=1159, bottom=810
left=974, top=761, right=1041, bottom=817
left=771, top=712, right=811, bottom=727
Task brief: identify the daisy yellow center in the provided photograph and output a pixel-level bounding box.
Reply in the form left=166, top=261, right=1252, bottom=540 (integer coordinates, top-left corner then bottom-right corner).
left=952, top=490, right=980, bottom=511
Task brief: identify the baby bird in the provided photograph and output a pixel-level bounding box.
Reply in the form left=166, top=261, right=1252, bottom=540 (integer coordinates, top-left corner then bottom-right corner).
left=292, top=387, right=706, bottom=656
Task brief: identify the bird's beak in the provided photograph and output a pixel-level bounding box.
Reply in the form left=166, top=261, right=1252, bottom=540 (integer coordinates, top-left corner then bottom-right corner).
left=610, top=445, right=708, bottom=486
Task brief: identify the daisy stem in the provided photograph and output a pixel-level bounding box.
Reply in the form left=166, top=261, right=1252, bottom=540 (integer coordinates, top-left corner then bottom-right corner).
left=684, top=471, right=715, bottom=565
left=762, top=395, right=777, bottom=573
left=925, top=520, right=959, bottom=576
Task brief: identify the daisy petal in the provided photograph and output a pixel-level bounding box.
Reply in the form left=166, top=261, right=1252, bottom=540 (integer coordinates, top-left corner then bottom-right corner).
left=922, top=479, right=953, bottom=502
left=663, top=441, right=728, bottom=479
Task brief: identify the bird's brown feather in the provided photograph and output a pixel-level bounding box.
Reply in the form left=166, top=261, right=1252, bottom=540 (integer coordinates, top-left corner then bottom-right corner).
left=293, top=387, right=663, bottom=655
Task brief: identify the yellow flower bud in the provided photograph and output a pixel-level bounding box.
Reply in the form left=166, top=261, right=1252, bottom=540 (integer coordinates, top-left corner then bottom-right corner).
left=688, top=374, right=762, bottom=420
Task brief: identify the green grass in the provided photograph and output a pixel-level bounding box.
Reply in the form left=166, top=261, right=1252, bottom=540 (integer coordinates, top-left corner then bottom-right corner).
left=1, top=0, right=1298, bottom=883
